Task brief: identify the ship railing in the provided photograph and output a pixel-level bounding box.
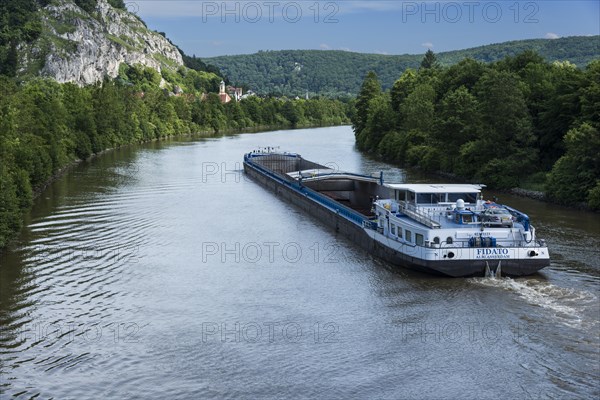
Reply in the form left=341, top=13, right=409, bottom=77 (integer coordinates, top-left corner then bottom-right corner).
left=397, top=201, right=441, bottom=229
left=423, top=239, right=547, bottom=249
left=363, top=220, right=378, bottom=230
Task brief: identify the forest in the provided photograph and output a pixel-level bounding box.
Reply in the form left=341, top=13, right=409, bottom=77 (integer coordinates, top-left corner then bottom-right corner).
left=352, top=50, right=600, bottom=210
left=0, top=75, right=351, bottom=249
left=205, top=36, right=600, bottom=97
left=0, top=0, right=353, bottom=249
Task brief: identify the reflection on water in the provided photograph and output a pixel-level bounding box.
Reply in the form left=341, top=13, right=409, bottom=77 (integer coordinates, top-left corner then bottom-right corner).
left=1, top=126, right=599, bottom=399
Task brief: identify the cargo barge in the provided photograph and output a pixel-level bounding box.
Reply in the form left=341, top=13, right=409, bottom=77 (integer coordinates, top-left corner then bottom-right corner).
left=243, top=149, right=550, bottom=277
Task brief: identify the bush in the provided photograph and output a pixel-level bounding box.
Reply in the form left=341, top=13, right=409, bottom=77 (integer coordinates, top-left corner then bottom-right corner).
left=587, top=182, right=600, bottom=210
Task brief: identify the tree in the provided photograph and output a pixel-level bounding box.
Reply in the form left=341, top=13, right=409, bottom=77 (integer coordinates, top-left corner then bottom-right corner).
left=0, top=165, right=22, bottom=248
left=579, top=60, right=600, bottom=128
left=107, top=0, right=126, bottom=10
left=420, top=49, right=439, bottom=70
left=467, top=70, right=537, bottom=187
left=363, top=93, right=394, bottom=151
left=546, top=123, right=600, bottom=205
left=400, top=83, right=436, bottom=134
left=352, top=71, right=381, bottom=149
left=281, top=100, right=303, bottom=127
left=390, top=69, right=417, bottom=112
left=75, top=0, right=98, bottom=13
left=530, top=61, right=582, bottom=170
left=441, top=58, right=487, bottom=92
left=435, top=86, right=482, bottom=171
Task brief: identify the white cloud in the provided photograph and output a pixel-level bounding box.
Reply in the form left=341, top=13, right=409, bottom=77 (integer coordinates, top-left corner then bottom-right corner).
left=339, top=47, right=352, bottom=52
left=545, top=32, right=560, bottom=39
left=319, top=43, right=331, bottom=50
left=421, top=42, right=434, bottom=49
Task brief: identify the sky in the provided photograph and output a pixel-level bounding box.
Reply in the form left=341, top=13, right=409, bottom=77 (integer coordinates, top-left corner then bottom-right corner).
left=129, top=0, right=600, bottom=57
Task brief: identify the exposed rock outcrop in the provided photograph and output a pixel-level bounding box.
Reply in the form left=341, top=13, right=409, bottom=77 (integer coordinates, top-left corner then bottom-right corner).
left=19, top=0, right=183, bottom=85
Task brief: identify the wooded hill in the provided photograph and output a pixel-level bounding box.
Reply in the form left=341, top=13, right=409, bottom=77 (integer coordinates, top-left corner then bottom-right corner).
left=352, top=51, right=600, bottom=210
left=0, top=0, right=352, bottom=249
left=205, top=36, right=600, bottom=97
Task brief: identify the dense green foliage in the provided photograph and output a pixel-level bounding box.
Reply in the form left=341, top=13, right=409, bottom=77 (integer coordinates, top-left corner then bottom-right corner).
left=181, top=53, right=223, bottom=77
left=106, top=0, right=125, bottom=10
left=206, top=36, right=600, bottom=96
left=0, top=0, right=48, bottom=76
left=74, top=0, right=97, bottom=13
left=0, top=0, right=352, bottom=249
left=352, top=52, right=600, bottom=209
left=0, top=77, right=351, bottom=248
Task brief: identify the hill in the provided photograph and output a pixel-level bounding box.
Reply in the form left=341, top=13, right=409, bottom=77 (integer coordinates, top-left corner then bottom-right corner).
left=205, top=36, right=600, bottom=96
left=2, top=0, right=191, bottom=85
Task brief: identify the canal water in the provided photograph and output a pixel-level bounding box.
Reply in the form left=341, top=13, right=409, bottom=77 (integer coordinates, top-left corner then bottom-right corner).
left=1, top=126, right=598, bottom=399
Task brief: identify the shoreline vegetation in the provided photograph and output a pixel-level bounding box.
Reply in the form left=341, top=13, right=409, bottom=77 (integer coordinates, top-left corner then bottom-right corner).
left=30, top=121, right=350, bottom=201
left=351, top=50, right=600, bottom=213
left=0, top=75, right=352, bottom=250
left=1, top=0, right=597, bottom=251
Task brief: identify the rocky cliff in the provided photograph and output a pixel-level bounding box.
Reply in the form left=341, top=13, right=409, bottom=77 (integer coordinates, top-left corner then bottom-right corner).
left=18, top=0, right=183, bottom=85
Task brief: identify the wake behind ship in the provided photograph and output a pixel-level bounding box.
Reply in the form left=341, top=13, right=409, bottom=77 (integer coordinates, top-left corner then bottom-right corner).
left=243, top=149, right=550, bottom=277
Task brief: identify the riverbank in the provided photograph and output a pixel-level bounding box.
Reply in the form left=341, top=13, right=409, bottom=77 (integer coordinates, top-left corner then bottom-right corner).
left=1, top=121, right=350, bottom=252
left=31, top=120, right=350, bottom=198
left=3, top=125, right=599, bottom=400
left=508, top=187, right=545, bottom=201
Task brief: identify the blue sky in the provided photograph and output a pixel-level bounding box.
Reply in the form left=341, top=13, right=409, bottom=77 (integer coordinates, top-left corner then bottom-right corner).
left=131, top=1, right=600, bottom=57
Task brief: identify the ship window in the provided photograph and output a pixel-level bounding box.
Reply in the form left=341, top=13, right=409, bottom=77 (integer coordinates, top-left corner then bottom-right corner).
left=463, top=214, right=473, bottom=223
left=391, top=224, right=396, bottom=236
left=416, top=234, right=424, bottom=246
left=432, top=193, right=445, bottom=203
left=408, top=191, right=416, bottom=204
left=433, top=237, right=440, bottom=244
left=397, top=227, right=402, bottom=238
left=405, top=230, right=412, bottom=242
left=417, top=193, right=433, bottom=204
left=448, top=193, right=462, bottom=202
left=446, top=236, right=453, bottom=244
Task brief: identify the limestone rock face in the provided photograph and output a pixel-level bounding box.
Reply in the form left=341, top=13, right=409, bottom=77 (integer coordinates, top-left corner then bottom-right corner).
left=20, top=0, right=183, bottom=85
